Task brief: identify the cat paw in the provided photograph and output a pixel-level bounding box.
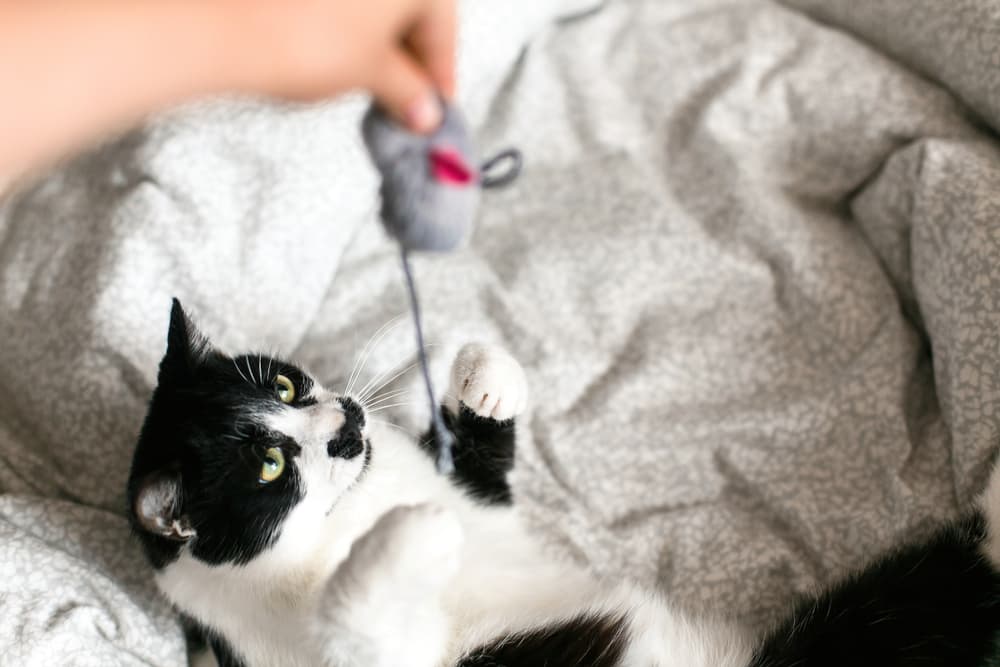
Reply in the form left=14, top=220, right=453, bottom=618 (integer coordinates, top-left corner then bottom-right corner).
left=446, top=343, right=528, bottom=421
left=356, top=504, right=464, bottom=591
left=317, top=504, right=457, bottom=667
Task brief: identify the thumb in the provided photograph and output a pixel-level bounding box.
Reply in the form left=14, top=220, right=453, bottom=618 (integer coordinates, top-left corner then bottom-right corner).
left=370, top=48, right=443, bottom=134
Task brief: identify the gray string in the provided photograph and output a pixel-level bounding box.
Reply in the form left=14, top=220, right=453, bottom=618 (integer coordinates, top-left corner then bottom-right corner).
left=400, top=248, right=455, bottom=474
left=395, top=147, right=522, bottom=476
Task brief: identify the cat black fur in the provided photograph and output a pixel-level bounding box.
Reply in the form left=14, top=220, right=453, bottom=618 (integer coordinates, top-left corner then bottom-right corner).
left=458, top=613, right=629, bottom=667
left=750, top=511, right=1000, bottom=667
left=184, top=618, right=247, bottom=667
left=422, top=405, right=517, bottom=505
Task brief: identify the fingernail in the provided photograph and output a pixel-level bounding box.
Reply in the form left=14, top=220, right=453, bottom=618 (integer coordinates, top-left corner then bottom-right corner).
left=406, top=94, right=443, bottom=133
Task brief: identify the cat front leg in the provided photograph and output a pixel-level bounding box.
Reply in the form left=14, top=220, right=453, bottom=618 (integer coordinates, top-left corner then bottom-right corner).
left=313, top=503, right=463, bottom=667
left=422, top=343, right=528, bottom=504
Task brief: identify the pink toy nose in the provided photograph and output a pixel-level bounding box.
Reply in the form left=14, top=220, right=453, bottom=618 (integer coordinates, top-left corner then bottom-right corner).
left=429, top=147, right=474, bottom=186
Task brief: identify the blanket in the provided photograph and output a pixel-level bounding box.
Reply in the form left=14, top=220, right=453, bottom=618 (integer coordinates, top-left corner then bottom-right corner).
left=3, top=0, right=1000, bottom=662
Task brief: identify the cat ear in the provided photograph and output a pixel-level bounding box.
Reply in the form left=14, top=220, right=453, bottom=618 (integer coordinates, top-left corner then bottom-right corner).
left=133, top=470, right=196, bottom=542
left=161, top=298, right=213, bottom=382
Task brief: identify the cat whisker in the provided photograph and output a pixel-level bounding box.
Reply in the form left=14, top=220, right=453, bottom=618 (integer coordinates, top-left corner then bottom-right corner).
left=356, top=342, right=439, bottom=402
left=365, top=402, right=420, bottom=414
left=355, top=359, right=422, bottom=404
left=344, top=314, right=407, bottom=396
left=232, top=359, right=250, bottom=384
left=364, top=387, right=412, bottom=403
left=363, top=390, right=413, bottom=410
left=258, top=354, right=264, bottom=385
left=365, top=382, right=414, bottom=399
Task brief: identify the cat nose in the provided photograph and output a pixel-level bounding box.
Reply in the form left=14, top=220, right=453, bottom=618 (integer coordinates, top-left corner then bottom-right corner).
left=327, top=398, right=365, bottom=459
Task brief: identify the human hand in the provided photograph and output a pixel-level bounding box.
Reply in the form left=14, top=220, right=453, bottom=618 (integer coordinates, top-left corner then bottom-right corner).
left=0, top=0, right=457, bottom=179
left=233, top=0, right=456, bottom=133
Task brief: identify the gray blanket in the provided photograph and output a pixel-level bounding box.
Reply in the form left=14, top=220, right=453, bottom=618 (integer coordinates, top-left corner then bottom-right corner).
left=4, top=0, right=1000, bottom=662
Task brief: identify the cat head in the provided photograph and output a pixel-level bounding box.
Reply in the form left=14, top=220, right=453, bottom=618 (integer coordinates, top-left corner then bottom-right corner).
left=127, top=299, right=370, bottom=569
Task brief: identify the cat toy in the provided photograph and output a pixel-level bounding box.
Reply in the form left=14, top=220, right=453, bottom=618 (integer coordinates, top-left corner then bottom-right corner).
left=362, top=102, right=522, bottom=474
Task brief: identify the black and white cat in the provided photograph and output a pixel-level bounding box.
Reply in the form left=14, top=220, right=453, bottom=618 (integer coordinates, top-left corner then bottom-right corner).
left=128, top=300, right=1000, bottom=667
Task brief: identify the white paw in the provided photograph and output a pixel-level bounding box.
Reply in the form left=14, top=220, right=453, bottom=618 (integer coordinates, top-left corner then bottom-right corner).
left=357, top=504, right=463, bottom=590
left=317, top=504, right=457, bottom=667
left=446, top=343, right=528, bottom=421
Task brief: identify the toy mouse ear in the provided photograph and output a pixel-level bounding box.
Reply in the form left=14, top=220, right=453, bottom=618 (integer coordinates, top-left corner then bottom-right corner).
left=133, top=471, right=195, bottom=542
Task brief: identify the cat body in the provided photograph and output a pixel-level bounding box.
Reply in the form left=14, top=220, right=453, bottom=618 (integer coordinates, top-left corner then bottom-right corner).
left=128, top=301, right=1000, bottom=667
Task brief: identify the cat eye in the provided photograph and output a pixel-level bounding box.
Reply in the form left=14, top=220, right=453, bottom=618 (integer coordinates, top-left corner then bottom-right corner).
left=274, top=374, right=295, bottom=404
left=259, top=447, right=285, bottom=483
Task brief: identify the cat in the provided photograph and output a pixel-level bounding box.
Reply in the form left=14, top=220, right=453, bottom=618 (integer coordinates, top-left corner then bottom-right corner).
left=128, top=299, right=1000, bottom=667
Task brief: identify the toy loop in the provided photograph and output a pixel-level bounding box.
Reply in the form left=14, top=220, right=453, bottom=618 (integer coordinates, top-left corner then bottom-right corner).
left=480, top=149, right=523, bottom=189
